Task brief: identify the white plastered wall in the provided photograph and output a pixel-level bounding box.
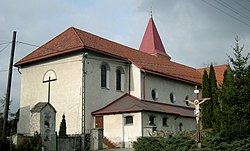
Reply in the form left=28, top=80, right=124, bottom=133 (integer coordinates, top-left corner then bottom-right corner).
left=130, top=64, right=141, bottom=99
left=103, top=112, right=142, bottom=148
left=18, top=51, right=130, bottom=135
left=142, top=112, right=196, bottom=133
left=144, top=74, right=201, bottom=106
left=19, top=52, right=83, bottom=135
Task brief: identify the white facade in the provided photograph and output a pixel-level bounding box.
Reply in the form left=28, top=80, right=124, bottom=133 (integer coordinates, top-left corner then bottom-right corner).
left=103, top=112, right=142, bottom=148
left=19, top=52, right=83, bottom=135
left=101, top=111, right=196, bottom=148
left=18, top=51, right=131, bottom=135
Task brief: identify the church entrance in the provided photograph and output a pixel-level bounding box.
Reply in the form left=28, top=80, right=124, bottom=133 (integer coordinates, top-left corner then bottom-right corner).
left=95, top=116, right=103, bottom=128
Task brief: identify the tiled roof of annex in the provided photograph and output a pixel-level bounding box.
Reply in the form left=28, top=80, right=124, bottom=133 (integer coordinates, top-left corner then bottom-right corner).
left=197, top=64, right=228, bottom=88
left=92, top=94, right=194, bottom=117
left=15, top=27, right=202, bottom=85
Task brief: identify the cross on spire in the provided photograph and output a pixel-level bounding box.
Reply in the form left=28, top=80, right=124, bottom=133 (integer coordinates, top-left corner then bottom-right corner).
left=150, top=6, right=153, bottom=18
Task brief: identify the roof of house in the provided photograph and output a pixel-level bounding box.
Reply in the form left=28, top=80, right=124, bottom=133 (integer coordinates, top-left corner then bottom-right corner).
left=30, top=102, right=57, bottom=113
left=92, top=94, right=194, bottom=117
left=139, top=17, right=171, bottom=60
left=197, top=64, right=228, bottom=88
left=15, top=26, right=202, bottom=85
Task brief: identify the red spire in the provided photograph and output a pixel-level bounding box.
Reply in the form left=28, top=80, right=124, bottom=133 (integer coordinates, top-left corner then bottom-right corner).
left=139, top=17, right=171, bottom=60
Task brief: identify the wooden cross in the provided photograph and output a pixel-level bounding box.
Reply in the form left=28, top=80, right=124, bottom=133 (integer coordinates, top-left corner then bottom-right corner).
left=43, top=76, right=57, bottom=103
left=184, top=86, right=210, bottom=149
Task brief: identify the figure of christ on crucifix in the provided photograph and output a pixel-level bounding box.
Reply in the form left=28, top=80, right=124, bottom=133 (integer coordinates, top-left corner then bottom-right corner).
left=184, top=98, right=210, bottom=124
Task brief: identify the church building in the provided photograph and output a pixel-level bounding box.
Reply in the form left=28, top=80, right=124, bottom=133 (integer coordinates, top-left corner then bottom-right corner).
left=15, top=16, right=226, bottom=148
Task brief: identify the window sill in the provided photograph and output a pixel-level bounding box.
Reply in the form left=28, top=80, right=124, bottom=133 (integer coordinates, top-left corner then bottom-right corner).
left=116, top=90, right=124, bottom=93
left=101, top=87, right=110, bottom=90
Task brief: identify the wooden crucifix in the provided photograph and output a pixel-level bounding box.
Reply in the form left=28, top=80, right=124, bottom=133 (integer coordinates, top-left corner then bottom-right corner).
left=43, top=76, right=57, bottom=103
left=184, top=86, right=210, bottom=149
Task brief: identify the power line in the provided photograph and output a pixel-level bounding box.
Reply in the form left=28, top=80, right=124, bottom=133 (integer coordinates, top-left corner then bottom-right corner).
left=201, top=0, right=250, bottom=27
left=16, top=41, right=68, bottom=54
left=0, top=42, right=11, bottom=46
left=214, top=0, right=250, bottom=21
left=17, top=41, right=40, bottom=48
left=232, top=0, right=250, bottom=13
left=0, top=43, right=11, bottom=54
left=0, top=69, right=18, bottom=73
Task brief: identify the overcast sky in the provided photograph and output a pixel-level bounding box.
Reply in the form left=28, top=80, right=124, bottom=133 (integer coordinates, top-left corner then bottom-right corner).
left=1, top=0, right=250, bottom=113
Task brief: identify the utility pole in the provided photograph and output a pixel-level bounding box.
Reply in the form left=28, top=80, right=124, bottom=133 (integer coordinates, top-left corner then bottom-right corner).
left=2, top=31, right=17, bottom=139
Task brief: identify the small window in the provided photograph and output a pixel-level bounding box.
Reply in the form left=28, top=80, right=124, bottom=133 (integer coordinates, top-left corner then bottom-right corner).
left=151, top=89, right=158, bottom=101
left=149, top=116, right=155, bottom=126
left=179, top=123, right=183, bottom=131
left=170, top=92, right=176, bottom=103
left=125, top=116, right=133, bottom=125
left=185, top=96, right=190, bottom=106
left=44, top=115, right=51, bottom=128
left=162, top=117, right=168, bottom=127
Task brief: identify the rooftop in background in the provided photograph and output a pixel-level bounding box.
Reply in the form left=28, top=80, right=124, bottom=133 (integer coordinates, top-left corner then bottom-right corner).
left=197, top=64, right=228, bottom=88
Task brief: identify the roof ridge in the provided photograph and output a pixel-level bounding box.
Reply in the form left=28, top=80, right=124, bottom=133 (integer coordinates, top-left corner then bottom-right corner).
left=70, top=27, right=85, bottom=47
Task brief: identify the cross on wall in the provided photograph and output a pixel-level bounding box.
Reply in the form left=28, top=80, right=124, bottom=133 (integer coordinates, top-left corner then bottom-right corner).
left=43, top=76, right=57, bottom=104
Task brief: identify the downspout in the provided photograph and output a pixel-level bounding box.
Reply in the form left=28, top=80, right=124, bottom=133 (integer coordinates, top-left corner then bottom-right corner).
left=142, top=72, right=147, bottom=100
left=82, top=52, right=88, bottom=135
left=128, top=64, right=131, bottom=95
left=122, top=114, right=125, bottom=148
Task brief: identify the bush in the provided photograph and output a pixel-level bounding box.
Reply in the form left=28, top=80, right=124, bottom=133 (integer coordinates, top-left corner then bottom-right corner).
left=133, top=135, right=196, bottom=151
left=0, top=138, right=16, bottom=151
left=134, top=130, right=250, bottom=151
left=16, top=132, right=42, bottom=151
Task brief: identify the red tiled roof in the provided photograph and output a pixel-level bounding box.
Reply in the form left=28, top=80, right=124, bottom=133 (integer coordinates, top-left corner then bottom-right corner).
left=15, top=27, right=202, bottom=85
left=92, top=94, right=194, bottom=117
left=197, top=64, right=228, bottom=88
left=139, top=17, right=171, bottom=59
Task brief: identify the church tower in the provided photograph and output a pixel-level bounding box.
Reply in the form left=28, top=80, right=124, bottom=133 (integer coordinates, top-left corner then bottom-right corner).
left=139, top=16, right=171, bottom=60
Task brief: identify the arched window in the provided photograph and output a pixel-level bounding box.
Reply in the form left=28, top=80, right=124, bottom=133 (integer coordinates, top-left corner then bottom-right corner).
left=116, top=67, right=125, bottom=91
left=116, top=69, right=121, bottom=90
left=101, top=65, right=107, bottom=87
left=101, top=63, right=110, bottom=88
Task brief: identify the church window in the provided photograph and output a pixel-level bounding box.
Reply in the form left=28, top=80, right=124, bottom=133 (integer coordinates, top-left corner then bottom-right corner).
left=170, top=92, right=176, bottom=103
left=125, top=116, right=133, bottom=125
left=116, top=67, right=125, bottom=91
left=116, top=69, right=121, bottom=90
left=185, top=96, right=190, bottom=106
left=162, top=117, right=168, bottom=127
left=101, top=63, right=110, bottom=88
left=149, top=116, right=155, bottom=126
left=151, top=89, right=158, bottom=101
left=179, top=123, right=183, bottom=131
